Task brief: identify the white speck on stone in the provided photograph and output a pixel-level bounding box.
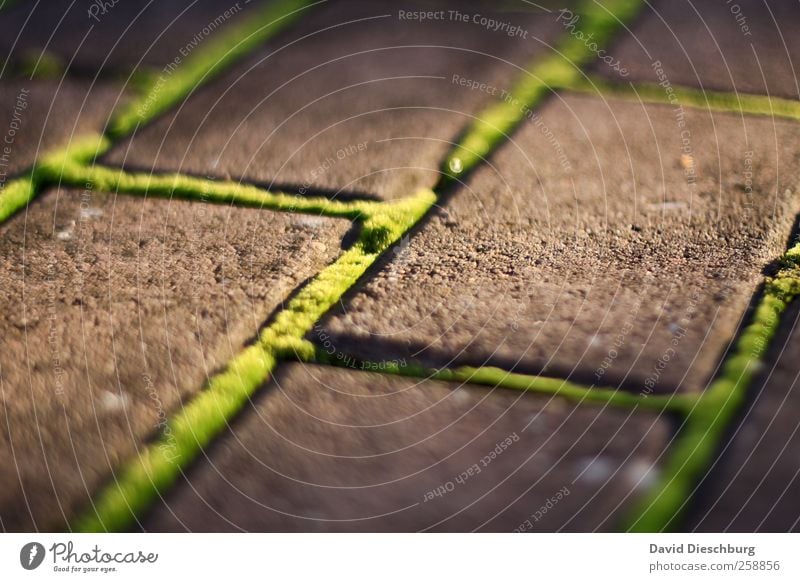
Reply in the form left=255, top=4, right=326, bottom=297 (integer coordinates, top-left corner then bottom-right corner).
left=575, top=456, right=615, bottom=484
left=647, top=201, right=687, bottom=211
left=56, top=220, right=75, bottom=240
left=295, top=216, right=326, bottom=229
left=451, top=387, right=472, bottom=404
left=80, top=207, right=104, bottom=220
left=625, top=459, right=659, bottom=491
left=99, top=390, right=129, bottom=412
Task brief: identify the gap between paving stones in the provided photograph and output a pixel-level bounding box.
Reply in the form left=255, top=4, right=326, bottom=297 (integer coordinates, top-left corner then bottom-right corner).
left=306, top=347, right=694, bottom=414
left=60, top=0, right=646, bottom=531
left=560, top=75, right=800, bottom=121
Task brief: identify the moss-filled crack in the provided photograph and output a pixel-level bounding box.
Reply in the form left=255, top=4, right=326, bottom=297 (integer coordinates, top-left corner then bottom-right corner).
left=306, top=348, right=694, bottom=414
left=624, top=237, right=800, bottom=532
left=561, top=75, right=800, bottom=120
left=0, top=0, right=318, bottom=227
left=38, top=147, right=382, bottom=221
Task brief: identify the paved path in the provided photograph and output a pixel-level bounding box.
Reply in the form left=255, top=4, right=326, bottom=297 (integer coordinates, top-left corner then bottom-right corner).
left=1, top=0, right=799, bottom=532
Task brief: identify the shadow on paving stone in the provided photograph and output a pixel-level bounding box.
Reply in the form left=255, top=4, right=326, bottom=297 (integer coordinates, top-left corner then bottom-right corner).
left=689, top=301, right=800, bottom=532
left=0, top=188, right=348, bottom=531
left=140, top=363, right=673, bottom=532
left=0, top=0, right=258, bottom=77
left=312, top=94, right=800, bottom=394
left=104, top=0, right=576, bottom=200
left=594, top=0, right=800, bottom=98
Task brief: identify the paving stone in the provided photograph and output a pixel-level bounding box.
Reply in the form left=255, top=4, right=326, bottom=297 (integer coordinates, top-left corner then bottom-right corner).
left=690, top=302, right=800, bottom=532
left=315, top=94, right=800, bottom=394
left=0, top=188, right=348, bottom=531
left=0, top=80, right=125, bottom=177
left=141, top=363, right=671, bottom=532
left=595, top=0, right=800, bottom=98
left=0, top=0, right=257, bottom=75
left=104, top=0, right=572, bottom=200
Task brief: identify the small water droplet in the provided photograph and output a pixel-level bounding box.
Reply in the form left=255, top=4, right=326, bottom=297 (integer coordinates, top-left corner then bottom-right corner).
left=449, top=157, right=463, bottom=174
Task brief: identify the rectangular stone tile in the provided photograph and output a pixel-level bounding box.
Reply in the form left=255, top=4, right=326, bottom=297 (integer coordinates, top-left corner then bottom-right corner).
left=595, top=0, right=800, bottom=98
left=0, top=80, right=125, bottom=177
left=104, top=0, right=572, bottom=200
left=141, top=363, right=672, bottom=532
left=0, top=0, right=258, bottom=75
left=0, top=188, right=349, bottom=531
left=690, top=302, right=800, bottom=532
left=315, top=94, right=800, bottom=393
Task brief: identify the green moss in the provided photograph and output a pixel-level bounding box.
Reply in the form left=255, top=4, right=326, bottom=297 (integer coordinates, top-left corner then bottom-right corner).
left=107, top=0, right=316, bottom=139
left=564, top=75, right=800, bottom=121
left=0, top=173, right=37, bottom=224
left=440, top=0, right=644, bottom=185
left=625, top=242, right=800, bottom=532
left=314, top=350, right=693, bottom=413
left=18, top=50, right=66, bottom=79
left=41, top=159, right=383, bottom=220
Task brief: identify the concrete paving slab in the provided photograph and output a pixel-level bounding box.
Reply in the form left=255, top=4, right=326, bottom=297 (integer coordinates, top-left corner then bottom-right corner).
left=314, top=94, right=800, bottom=393
left=0, top=80, right=125, bottom=176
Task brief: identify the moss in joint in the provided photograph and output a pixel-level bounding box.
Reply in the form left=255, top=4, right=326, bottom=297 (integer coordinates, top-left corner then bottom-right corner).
left=37, top=155, right=384, bottom=220
left=312, top=349, right=693, bottom=413
left=564, top=75, right=800, bottom=121
left=625, top=241, right=800, bottom=532
left=0, top=173, right=38, bottom=224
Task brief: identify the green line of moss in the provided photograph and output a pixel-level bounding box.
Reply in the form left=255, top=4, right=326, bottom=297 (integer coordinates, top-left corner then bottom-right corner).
left=439, top=0, right=644, bottom=186
left=107, top=0, right=316, bottom=139
left=70, top=188, right=436, bottom=532
left=0, top=173, right=37, bottom=224
left=311, top=349, right=693, bottom=413
left=625, top=242, right=800, bottom=531
left=564, top=75, right=800, bottom=120
left=40, top=157, right=380, bottom=220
